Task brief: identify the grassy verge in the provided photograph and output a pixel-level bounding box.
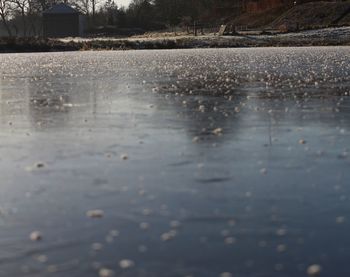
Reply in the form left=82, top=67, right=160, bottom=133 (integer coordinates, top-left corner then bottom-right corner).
left=1, top=30, right=350, bottom=53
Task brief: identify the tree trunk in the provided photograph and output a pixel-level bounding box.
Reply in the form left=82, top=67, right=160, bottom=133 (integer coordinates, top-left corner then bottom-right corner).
left=21, top=10, right=26, bottom=37
left=92, top=0, right=95, bottom=25
left=13, top=24, right=18, bottom=36
left=30, top=21, right=36, bottom=36
left=0, top=14, right=12, bottom=36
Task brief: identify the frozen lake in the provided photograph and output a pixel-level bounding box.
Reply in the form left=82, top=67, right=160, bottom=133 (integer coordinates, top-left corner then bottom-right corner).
left=0, top=47, right=349, bottom=277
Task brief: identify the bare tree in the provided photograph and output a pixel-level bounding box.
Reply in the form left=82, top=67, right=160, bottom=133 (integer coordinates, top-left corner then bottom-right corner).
left=10, top=0, right=30, bottom=36
left=91, top=0, right=99, bottom=23
left=0, top=0, right=12, bottom=36
left=75, top=0, right=90, bottom=15
left=73, top=0, right=99, bottom=26
left=26, top=0, right=42, bottom=36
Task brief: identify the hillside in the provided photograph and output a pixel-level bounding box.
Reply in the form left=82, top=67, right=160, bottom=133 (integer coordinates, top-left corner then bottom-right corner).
left=228, top=6, right=290, bottom=28
left=338, top=10, right=350, bottom=25
left=269, top=1, right=350, bottom=30
left=225, top=1, right=350, bottom=31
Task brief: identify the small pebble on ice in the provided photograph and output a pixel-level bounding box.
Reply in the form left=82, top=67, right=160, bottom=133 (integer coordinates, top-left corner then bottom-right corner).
left=277, top=244, right=287, bottom=253
left=86, top=209, right=104, bottom=218
left=109, top=230, right=119, bottom=237
left=161, top=231, right=176, bottom=241
left=192, top=136, right=200, bottom=143
left=140, top=222, right=150, bottom=230
left=36, top=255, right=48, bottom=263
left=30, top=231, right=42, bottom=241
left=99, top=268, right=115, bottom=277
left=212, top=128, right=223, bottom=136
left=120, top=154, right=128, bottom=160
left=142, top=208, right=152, bottom=216
left=224, top=237, right=236, bottom=245
left=91, top=243, right=103, bottom=251
left=307, top=264, right=322, bottom=276
left=119, top=259, right=135, bottom=269
left=260, top=168, right=267, bottom=175
left=276, top=228, right=287, bottom=236
left=26, top=162, right=46, bottom=171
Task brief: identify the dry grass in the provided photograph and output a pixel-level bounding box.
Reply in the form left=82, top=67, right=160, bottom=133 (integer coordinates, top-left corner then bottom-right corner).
left=270, top=1, right=350, bottom=30
left=228, top=6, right=291, bottom=28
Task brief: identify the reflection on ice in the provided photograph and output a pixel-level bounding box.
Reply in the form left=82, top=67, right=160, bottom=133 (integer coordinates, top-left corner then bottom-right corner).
left=0, top=47, right=349, bottom=277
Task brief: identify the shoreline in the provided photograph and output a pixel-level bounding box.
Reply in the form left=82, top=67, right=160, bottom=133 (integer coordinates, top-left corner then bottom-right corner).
left=1, top=26, right=350, bottom=53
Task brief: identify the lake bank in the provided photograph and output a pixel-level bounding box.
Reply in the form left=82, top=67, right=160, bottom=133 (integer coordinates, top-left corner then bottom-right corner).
left=1, top=26, right=350, bottom=53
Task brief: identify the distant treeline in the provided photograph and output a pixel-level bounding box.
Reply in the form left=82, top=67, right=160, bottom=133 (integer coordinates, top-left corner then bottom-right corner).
left=0, top=0, right=240, bottom=36
left=124, top=0, right=233, bottom=29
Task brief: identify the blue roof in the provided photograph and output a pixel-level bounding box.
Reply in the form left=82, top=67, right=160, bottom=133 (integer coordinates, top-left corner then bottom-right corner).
left=43, top=3, right=80, bottom=14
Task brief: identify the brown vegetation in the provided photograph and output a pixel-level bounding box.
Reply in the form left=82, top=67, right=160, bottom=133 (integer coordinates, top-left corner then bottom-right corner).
left=270, top=1, right=350, bottom=30
left=1, top=26, right=350, bottom=53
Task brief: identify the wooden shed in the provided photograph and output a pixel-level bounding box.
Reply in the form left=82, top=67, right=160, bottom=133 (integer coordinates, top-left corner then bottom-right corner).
left=43, top=3, right=84, bottom=38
